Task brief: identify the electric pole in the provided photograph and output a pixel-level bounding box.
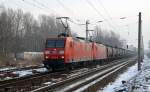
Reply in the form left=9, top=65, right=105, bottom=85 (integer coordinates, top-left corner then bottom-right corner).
left=85, top=20, right=94, bottom=42
left=86, top=20, right=90, bottom=41
left=138, top=12, right=142, bottom=71
left=141, top=35, right=144, bottom=61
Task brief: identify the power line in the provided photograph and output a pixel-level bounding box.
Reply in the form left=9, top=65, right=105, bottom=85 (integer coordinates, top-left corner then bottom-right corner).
left=56, top=0, right=76, bottom=16
left=69, top=19, right=85, bottom=25
left=97, top=0, right=111, bottom=19
left=55, top=0, right=80, bottom=21
left=32, top=0, right=60, bottom=15
left=21, top=0, right=136, bottom=36
left=7, top=0, right=23, bottom=9
left=21, top=0, right=48, bottom=12
left=55, top=0, right=87, bottom=32
left=32, top=0, right=85, bottom=28
left=29, top=0, right=85, bottom=33
left=22, top=0, right=60, bottom=15
left=85, top=0, right=117, bottom=31
left=96, top=0, right=120, bottom=30
left=118, top=21, right=138, bottom=27
left=68, top=18, right=86, bottom=31
left=86, top=0, right=105, bottom=19
left=22, top=0, right=112, bottom=32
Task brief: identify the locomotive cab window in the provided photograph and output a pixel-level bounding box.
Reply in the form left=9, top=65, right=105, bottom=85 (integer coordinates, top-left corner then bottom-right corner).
left=46, top=39, right=65, bottom=48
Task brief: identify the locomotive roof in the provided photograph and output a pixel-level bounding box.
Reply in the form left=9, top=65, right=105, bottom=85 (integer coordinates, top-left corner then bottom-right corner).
left=46, top=36, right=128, bottom=51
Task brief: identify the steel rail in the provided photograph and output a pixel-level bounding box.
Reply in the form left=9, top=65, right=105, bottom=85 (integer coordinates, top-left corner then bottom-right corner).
left=66, top=60, right=133, bottom=92
left=31, top=57, right=136, bottom=92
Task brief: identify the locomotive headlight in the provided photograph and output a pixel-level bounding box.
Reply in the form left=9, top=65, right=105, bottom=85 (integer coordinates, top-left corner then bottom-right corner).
left=59, top=50, right=64, bottom=54
left=61, top=56, right=64, bottom=58
left=45, top=56, right=49, bottom=59
left=45, top=51, right=50, bottom=54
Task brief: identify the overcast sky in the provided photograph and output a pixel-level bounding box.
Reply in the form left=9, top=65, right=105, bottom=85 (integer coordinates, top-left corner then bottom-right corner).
left=1, top=0, right=150, bottom=49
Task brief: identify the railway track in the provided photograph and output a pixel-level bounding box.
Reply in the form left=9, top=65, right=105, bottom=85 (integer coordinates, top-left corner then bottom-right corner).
left=0, top=57, right=137, bottom=92
left=31, top=57, right=136, bottom=92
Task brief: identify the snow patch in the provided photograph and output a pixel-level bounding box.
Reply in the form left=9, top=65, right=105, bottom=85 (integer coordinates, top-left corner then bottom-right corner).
left=131, top=56, right=150, bottom=92
left=101, top=63, right=138, bottom=92
left=13, top=70, right=33, bottom=77
left=13, top=68, right=47, bottom=77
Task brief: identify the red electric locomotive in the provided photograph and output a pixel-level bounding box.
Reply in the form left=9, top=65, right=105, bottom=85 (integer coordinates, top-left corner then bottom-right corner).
left=43, top=36, right=108, bottom=70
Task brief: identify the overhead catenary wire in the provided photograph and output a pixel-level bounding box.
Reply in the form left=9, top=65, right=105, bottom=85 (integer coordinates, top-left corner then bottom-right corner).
left=5, top=0, right=34, bottom=11
left=69, top=19, right=85, bottom=25
left=96, top=0, right=112, bottom=19
left=86, top=0, right=138, bottom=39
left=22, top=0, right=63, bottom=29
left=19, top=0, right=138, bottom=39
left=21, top=0, right=125, bottom=31
left=24, top=0, right=85, bottom=33
left=21, top=0, right=51, bottom=13
left=56, top=0, right=76, bottom=16
left=55, top=0, right=87, bottom=33
left=55, top=0, right=81, bottom=22
left=68, top=18, right=86, bottom=32
left=22, top=0, right=82, bottom=24
left=6, top=0, right=24, bottom=10
left=85, top=0, right=117, bottom=31
left=31, top=0, right=60, bottom=15
left=96, top=0, right=121, bottom=31
left=88, top=15, right=138, bottom=25
left=13, top=0, right=84, bottom=29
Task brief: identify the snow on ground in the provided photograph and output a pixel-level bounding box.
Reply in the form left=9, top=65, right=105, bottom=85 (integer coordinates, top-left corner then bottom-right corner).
left=100, top=56, right=150, bottom=92
left=13, top=68, right=48, bottom=77
left=0, top=67, right=17, bottom=72
left=33, top=68, right=48, bottom=73
left=100, top=62, right=138, bottom=92
left=13, top=70, right=33, bottom=77
left=131, top=56, right=150, bottom=92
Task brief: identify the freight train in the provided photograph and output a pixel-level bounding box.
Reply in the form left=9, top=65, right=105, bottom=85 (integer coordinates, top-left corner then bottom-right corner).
left=43, top=36, right=134, bottom=70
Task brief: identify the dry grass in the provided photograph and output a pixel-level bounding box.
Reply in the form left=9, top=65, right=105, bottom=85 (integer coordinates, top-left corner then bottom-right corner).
left=30, top=56, right=43, bottom=65
left=0, top=55, right=43, bottom=68
left=0, top=55, right=14, bottom=67
left=11, top=57, right=43, bottom=67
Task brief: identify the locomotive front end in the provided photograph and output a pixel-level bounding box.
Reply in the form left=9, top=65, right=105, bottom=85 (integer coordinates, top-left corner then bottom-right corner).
left=43, top=38, right=66, bottom=70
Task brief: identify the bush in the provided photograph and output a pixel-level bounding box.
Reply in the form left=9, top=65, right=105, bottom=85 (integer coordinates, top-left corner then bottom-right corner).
left=26, top=56, right=43, bottom=66
left=0, top=54, right=13, bottom=67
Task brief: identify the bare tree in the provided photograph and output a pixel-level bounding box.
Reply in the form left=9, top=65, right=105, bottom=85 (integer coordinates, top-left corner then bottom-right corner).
left=0, top=8, right=16, bottom=56
left=93, top=26, right=124, bottom=48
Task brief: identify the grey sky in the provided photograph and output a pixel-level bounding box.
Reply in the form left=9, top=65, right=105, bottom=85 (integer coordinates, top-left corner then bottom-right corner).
left=1, top=0, right=150, bottom=49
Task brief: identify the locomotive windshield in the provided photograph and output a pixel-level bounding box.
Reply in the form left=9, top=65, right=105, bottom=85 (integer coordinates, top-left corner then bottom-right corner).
left=46, top=39, right=65, bottom=48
